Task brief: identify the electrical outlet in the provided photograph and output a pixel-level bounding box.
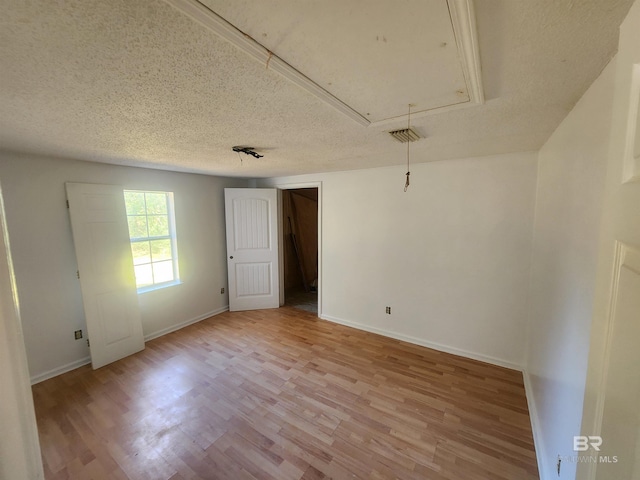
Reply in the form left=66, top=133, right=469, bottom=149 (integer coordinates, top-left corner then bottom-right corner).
left=557, top=455, right=561, bottom=476
left=221, top=287, right=225, bottom=294
left=385, top=306, right=391, bottom=314
left=74, top=329, right=83, bottom=340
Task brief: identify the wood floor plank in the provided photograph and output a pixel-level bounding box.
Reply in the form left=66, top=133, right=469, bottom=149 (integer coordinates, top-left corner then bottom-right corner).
left=33, top=307, right=538, bottom=479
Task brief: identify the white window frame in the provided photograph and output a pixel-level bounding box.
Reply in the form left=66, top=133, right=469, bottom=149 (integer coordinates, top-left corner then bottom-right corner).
left=124, top=190, right=181, bottom=293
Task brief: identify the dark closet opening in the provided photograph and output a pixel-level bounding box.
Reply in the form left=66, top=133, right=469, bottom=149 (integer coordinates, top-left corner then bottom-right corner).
left=282, top=188, right=318, bottom=314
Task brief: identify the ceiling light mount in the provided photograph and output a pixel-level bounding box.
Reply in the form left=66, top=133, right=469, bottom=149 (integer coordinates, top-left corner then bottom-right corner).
left=232, top=146, right=263, bottom=158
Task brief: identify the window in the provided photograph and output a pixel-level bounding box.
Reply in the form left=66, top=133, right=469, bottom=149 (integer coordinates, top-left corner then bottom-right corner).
left=124, top=190, right=180, bottom=291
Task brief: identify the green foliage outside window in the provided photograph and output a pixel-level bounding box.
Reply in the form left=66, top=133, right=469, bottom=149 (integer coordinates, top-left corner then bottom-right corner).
left=124, top=190, right=179, bottom=289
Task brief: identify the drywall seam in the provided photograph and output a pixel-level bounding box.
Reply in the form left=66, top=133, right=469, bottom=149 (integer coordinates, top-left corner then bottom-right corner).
left=523, top=152, right=543, bottom=369
left=320, top=313, right=523, bottom=371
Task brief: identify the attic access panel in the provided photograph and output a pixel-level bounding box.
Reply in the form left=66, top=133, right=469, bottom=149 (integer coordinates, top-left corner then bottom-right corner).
left=198, top=0, right=482, bottom=126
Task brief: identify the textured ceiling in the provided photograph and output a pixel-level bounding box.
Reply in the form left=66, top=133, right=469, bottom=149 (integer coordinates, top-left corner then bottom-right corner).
left=200, top=0, right=472, bottom=123
left=0, top=0, right=635, bottom=178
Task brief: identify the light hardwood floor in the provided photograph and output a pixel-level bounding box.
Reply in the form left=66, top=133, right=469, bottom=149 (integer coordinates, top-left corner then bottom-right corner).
left=33, top=307, right=539, bottom=479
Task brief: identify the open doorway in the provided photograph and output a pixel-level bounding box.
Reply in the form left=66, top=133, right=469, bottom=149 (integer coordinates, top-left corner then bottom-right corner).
left=282, top=188, right=318, bottom=314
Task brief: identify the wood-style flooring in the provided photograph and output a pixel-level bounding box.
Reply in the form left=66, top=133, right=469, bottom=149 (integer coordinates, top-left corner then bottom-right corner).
left=33, top=307, right=539, bottom=479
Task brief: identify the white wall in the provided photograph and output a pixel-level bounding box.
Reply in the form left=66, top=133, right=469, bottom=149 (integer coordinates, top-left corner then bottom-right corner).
left=259, top=152, right=538, bottom=368
left=0, top=151, right=246, bottom=382
left=524, top=60, right=616, bottom=479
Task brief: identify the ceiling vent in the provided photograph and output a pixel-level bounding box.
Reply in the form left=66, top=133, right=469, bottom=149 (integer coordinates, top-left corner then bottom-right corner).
left=388, top=128, right=421, bottom=143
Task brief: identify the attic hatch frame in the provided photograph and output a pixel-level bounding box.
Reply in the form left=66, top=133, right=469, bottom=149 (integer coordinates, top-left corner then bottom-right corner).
left=163, top=0, right=484, bottom=128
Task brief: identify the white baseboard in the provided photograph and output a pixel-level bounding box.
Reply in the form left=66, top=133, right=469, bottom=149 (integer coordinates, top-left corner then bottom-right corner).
left=319, top=313, right=523, bottom=371
left=30, top=306, right=229, bottom=385
left=144, top=305, right=229, bottom=342
left=523, top=370, right=549, bottom=480
left=30, top=356, right=91, bottom=385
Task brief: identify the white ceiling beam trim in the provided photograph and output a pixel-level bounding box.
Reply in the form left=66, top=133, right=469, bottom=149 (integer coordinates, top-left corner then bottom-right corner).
left=368, top=98, right=480, bottom=128
left=163, top=0, right=371, bottom=127
left=448, top=0, right=484, bottom=106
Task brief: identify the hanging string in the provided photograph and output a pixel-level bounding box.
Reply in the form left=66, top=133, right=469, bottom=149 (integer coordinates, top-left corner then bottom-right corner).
left=404, top=104, right=412, bottom=192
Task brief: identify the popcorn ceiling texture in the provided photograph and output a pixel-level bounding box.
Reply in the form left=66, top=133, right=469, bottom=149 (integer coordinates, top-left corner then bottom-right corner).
left=0, top=0, right=634, bottom=177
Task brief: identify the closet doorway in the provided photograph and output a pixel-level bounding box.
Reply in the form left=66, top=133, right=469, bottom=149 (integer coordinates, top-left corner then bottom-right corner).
left=280, top=187, right=319, bottom=315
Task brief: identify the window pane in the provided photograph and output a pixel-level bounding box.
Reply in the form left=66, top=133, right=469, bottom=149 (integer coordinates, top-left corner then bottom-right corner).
left=134, top=264, right=153, bottom=287
left=127, top=215, right=148, bottom=239
left=147, top=215, right=169, bottom=237
left=145, top=193, right=167, bottom=215
left=125, top=189, right=178, bottom=290
left=124, top=191, right=146, bottom=215
left=131, top=241, right=151, bottom=265
left=150, top=239, right=172, bottom=262
left=152, top=260, right=174, bottom=284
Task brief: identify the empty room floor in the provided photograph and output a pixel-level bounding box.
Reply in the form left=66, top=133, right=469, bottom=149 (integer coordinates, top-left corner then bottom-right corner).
left=33, top=307, right=539, bottom=479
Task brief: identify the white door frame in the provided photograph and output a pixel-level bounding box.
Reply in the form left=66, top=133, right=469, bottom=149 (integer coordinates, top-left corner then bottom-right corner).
left=578, top=3, right=640, bottom=478
left=276, top=182, right=322, bottom=317
left=0, top=185, right=44, bottom=479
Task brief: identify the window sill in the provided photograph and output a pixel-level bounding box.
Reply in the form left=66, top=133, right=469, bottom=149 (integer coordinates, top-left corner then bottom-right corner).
left=137, top=280, right=183, bottom=295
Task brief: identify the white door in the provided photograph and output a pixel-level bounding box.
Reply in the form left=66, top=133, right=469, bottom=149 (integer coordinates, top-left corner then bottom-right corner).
left=66, top=183, right=144, bottom=369
left=579, top=3, right=640, bottom=479
left=224, top=188, right=279, bottom=311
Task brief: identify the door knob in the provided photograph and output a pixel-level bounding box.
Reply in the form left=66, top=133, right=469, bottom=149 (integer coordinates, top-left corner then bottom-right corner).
left=230, top=256, right=233, bottom=259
